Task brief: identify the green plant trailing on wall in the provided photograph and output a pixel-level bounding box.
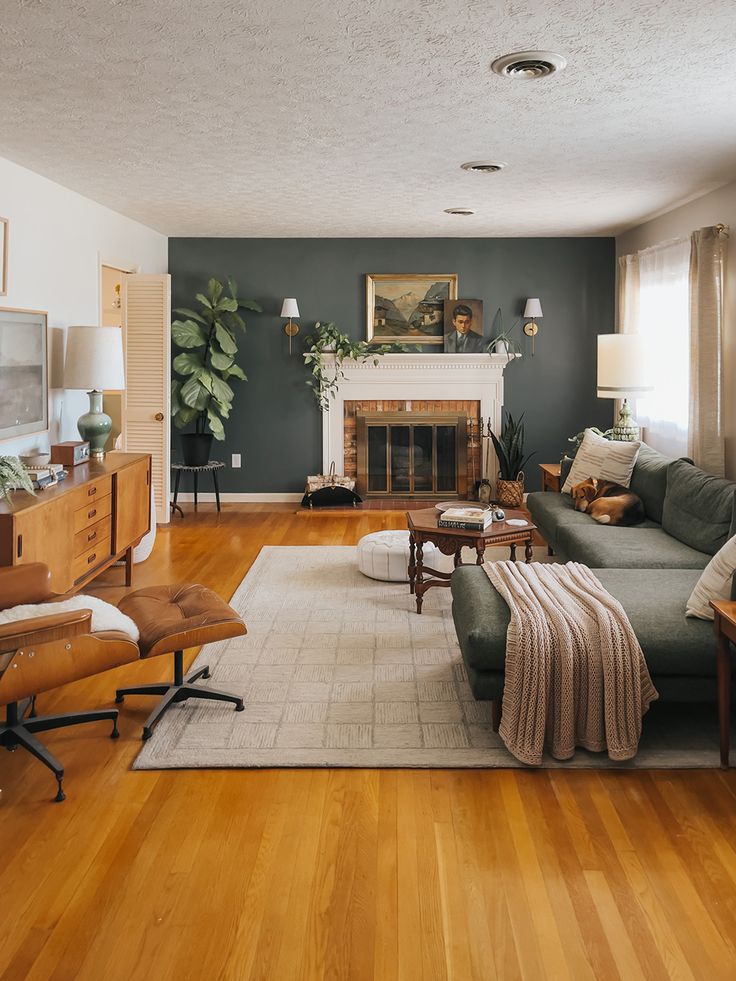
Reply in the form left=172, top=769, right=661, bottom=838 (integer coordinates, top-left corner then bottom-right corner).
left=171, top=277, right=262, bottom=440
left=303, top=321, right=409, bottom=411
left=489, top=411, right=535, bottom=480
left=0, top=456, right=35, bottom=501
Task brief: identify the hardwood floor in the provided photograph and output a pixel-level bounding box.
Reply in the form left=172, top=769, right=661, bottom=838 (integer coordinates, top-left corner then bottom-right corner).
left=1, top=505, right=736, bottom=980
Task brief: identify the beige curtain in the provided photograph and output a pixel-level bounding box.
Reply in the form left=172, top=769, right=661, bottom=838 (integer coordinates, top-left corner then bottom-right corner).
left=617, top=253, right=640, bottom=335
left=688, top=225, right=728, bottom=475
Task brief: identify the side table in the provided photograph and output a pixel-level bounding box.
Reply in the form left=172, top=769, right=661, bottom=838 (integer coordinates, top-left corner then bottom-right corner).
left=540, top=463, right=562, bottom=493
left=171, top=461, right=225, bottom=516
left=710, top=599, right=736, bottom=767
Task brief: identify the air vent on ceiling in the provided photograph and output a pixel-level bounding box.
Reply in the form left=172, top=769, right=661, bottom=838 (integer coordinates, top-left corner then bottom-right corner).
left=461, top=161, right=507, bottom=173
left=491, top=51, right=566, bottom=78
left=444, top=207, right=476, bottom=216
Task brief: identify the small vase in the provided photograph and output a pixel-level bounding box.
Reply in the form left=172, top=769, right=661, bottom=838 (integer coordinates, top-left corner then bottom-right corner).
left=493, top=340, right=509, bottom=356
left=77, top=390, right=112, bottom=458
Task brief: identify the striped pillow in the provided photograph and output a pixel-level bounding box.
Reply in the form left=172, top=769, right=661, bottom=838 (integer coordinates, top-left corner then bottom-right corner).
left=686, top=533, right=736, bottom=619
left=561, top=428, right=641, bottom=494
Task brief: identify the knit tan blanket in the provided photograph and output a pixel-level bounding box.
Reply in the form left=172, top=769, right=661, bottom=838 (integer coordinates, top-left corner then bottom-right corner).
left=484, top=561, right=658, bottom=765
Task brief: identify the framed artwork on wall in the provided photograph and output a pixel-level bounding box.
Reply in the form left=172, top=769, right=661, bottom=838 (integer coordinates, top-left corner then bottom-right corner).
left=0, top=307, right=49, bottom=441
left=443, top=299, right=485, bottom=353
left=366, top=273, right=458, bottom=345
left=0, top=217, right=8, bottom=296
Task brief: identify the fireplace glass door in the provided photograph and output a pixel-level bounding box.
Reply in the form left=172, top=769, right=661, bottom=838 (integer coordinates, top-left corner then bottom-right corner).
left=357, top=413, right=467, bottom=498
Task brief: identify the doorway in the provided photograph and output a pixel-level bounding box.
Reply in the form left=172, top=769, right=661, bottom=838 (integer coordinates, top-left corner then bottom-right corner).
left=100, top=262, right=133, bottom=449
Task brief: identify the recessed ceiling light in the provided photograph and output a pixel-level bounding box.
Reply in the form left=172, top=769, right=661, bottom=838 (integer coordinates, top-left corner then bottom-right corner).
left=444, top=207, right=476, bottom=216
left=461, top=161, right=507, bottom=173
left=491, top=50, right=567, bottom=79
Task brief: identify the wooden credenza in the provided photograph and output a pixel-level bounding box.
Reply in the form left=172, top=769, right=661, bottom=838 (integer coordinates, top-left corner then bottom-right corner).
left=0, top=452, right=151, bottom=594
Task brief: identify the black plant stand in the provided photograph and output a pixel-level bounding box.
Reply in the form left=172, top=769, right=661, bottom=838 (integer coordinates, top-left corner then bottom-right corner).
left=171, top=461, right=225, bottom=516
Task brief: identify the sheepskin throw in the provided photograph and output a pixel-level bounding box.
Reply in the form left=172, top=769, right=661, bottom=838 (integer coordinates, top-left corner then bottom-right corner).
left=484, top=561, right=657, bottom=765
left=0, top=595, right=140, bottom=641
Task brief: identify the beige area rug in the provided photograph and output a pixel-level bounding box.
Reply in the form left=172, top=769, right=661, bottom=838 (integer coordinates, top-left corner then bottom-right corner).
left=134, top=546, right=730, bottom=770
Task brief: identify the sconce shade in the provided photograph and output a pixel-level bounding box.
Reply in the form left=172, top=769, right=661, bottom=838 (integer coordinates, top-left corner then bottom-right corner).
left=280, top=298, right=300, bottom=318
left=523, top=297, right=543, bottom=319
left=597, top=334, right=653, bottom=398
left=64, top=326, right=125, bottom=391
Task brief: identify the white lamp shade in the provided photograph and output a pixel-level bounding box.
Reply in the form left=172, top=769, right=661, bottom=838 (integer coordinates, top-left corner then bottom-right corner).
left=280, top=298, right=300, bottom=318
left=64, top=326, right=126, bottom=391
left=597, top=334, right=653, bottom=398
left=523, top=297, right=543, bottom=319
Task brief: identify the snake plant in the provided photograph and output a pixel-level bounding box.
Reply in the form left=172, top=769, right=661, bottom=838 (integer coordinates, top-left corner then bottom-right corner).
left=489, top=411, right=535, bottom=480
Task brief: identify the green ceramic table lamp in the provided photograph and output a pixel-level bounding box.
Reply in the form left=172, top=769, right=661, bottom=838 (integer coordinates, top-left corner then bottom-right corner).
left=64, top=326, right=126, bottom=458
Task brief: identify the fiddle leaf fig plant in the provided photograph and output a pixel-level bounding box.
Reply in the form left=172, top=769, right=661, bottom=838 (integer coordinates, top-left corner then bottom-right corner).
left=0, top=456, right=34, bottom=501
left=171, top=277, right=261, bottom=440
left=303, top=321, right=412, bottom=411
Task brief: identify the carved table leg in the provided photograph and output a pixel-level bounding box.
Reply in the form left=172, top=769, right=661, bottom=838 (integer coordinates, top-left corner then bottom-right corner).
left=475, top=541, right=486, bottom=565
left=408, top=532, right=416, bottom=595
left=415, top=539, right=425, bottom=614
left=525, top=537, right=534, bottom=563
left=453, top=548, right=463, bottom=568
left=509, top=542, right=517, bottom=562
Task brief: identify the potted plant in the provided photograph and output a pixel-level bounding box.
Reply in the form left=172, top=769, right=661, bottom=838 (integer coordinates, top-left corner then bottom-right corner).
left=486, top=307, right=522, bottom=360
left=303, top=321, right=409, bottom=411
left=0, top=456, right=34, bottom=501
left=489, top=411, right=535, bottom=507
left=171, top=277, right=261, bottom=466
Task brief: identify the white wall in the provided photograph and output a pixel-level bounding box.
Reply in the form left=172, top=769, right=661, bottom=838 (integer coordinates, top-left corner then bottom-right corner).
left=0, top=156, right=167, bottom=456
left=617, top=181, right=736, bottom=479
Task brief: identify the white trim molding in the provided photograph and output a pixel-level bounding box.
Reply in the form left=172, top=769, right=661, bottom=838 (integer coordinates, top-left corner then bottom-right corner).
left=174, top=492, right=303, bottom=504
left=315, top=353, right=516, bottom=473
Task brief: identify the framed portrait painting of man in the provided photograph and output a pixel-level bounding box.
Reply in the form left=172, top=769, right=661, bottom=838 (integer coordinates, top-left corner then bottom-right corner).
left=443, top=299, right=485, bottom=353
left=366, top=274, right=458, bottom=345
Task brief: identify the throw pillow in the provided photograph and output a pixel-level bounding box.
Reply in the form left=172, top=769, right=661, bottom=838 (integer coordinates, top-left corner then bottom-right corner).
left=686, top=533, right=736, bottom=619
left=0, top=595, right=140, bottom=640
left=561, top=428, right=641, bottom=494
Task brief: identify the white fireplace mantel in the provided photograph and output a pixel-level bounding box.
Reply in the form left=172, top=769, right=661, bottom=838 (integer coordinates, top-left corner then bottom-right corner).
left=314, top=353, right=517, bottom=473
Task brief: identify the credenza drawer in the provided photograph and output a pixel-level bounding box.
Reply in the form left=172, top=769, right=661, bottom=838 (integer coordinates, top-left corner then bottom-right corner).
left=74, top=515, right=112, bottom=558
left=72, top=534, right=113, bottom=583
left=73, top=494, right=112, bottom=534
left=70, top=475, right=113, bottom=511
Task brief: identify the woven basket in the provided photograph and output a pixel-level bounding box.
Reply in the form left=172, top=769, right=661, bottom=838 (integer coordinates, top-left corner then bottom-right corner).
left=496, top=471, right=525, bottom=508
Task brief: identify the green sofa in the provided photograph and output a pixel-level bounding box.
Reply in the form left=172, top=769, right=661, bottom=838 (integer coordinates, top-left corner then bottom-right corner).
left=451, top=445, right=736, bottom=705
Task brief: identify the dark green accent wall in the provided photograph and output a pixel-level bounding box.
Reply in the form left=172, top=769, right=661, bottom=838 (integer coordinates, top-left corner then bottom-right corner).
left=168, top=238, right=615, bottom=493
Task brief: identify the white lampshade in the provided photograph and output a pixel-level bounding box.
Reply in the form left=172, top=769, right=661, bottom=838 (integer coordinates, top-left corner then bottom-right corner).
left=280, top=298, right=300, bottom=318
left=64, top=326, right=126, bottom=391
left=597, top=334, right=653, bottom=399
left=523, top=297, right=543, bottom=319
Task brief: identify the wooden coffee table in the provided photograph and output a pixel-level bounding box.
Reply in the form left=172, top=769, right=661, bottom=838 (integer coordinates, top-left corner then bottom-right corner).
left=406, top=507, right=537, bottom=614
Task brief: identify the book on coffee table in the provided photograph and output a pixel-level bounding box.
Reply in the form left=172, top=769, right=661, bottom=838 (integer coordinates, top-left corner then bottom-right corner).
left=437, top=507, right=493, bottom=531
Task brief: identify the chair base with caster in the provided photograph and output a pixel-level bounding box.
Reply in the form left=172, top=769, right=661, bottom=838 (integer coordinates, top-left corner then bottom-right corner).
left=116, top=583, right=248, bottom=741
left=115, top=649, right=244, bottom=740
left=1, top=699, right=119, bottom=802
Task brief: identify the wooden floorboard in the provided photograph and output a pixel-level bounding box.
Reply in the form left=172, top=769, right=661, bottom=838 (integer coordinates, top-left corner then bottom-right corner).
left=1, top=504, right=735, bottom=980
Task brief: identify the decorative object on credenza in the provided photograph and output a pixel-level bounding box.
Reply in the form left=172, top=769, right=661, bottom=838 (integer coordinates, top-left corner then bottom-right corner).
left=0, top=455, right=35, bottom=502
left=487, top=306, right=522, bottom=359
left=303, top=320, right=406, bottom=411
left=0, top=217, right=7, bottom=296
left=443, top=299, right=484, bottom=353
left=301, top=460, right=362, bottom=509
left=490, top=410, right=535, bottom=507
left=366, top=273, right=458, bottom=345
left=171, top=276, right=262, bottom=467
left=280, top=297, right=300, bottom=355
left=64, top=326, right=125, bottom=458
left=597, top=334, right=653, bottom=441
left=0, top=307, right=48, bottom=441
left=522, top=297, right=543, bottom=355
left=50, top=440, right=90, bottom=467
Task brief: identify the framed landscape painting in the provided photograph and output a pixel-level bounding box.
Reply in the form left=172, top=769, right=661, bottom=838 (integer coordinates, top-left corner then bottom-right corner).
left=366, top=274, right=458, bottom=345
left=0, top=308, right=48, bottom=441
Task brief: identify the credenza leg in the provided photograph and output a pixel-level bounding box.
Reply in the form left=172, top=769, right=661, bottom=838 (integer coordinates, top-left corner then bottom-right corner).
left=125, top=547, right=133, bottom=587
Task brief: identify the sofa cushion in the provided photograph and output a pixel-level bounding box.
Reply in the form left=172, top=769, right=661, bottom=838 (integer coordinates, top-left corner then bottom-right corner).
left=526, top=491, right=594, bottom=539
left=556, top=524, right=710, bottom=569
left=451, top=565, right=714, bottom=678
left=629, top=443, right=673, bottom=523
left=561, top=428, right=640, bottom=493
left=662, top=460, right=736, bottom=556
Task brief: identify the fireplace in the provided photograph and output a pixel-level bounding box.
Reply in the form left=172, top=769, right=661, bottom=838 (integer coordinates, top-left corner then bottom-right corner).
left=356, top=411, right=468, bottom=498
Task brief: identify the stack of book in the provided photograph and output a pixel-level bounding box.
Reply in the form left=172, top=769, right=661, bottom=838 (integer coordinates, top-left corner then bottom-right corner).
left=438, top=507, right=493, bottom=531
left=24, top=464, right=68, bottom=490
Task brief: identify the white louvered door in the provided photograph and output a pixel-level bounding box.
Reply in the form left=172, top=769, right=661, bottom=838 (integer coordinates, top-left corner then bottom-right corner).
left=122, top=274, right=171, bottom=525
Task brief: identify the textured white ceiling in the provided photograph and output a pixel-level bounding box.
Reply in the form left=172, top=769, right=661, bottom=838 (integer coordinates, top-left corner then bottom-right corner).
left=2, top=0, right=735, bottom=237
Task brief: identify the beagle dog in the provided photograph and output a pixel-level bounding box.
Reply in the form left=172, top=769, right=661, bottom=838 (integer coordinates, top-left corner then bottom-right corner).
left=571, top=477, right=645, bottom=526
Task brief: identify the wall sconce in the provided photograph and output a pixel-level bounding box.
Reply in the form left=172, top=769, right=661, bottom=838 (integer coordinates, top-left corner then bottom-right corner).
left=522, top=297, right=543, bottom=355
left=280, top=298, right=300, bottom=354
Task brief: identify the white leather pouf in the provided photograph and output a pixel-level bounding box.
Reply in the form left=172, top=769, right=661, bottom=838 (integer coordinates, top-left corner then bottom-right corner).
left=357, top=530, right=438, bottom=582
